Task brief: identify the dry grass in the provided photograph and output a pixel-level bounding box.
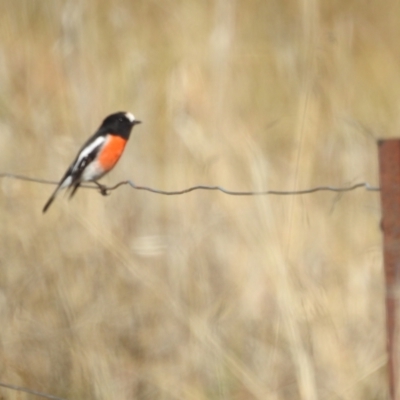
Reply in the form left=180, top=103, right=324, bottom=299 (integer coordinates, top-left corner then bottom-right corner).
left=0, top=0, right=396, bottom=398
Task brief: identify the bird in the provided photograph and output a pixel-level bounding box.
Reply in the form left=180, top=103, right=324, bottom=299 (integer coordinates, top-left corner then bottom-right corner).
left=42, top=111, right=141, bottom=213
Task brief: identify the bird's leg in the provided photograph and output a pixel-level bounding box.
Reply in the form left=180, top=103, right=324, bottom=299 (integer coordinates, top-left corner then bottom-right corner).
left=94, top=181, right=109, bottom=196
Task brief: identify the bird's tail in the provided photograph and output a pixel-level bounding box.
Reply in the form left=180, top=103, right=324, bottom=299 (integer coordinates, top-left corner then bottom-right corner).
left=42, top=185, right=63, bottom=213
left=68, top=182, right=81, bottom=199
left=42, top=174, right=82, bottom=213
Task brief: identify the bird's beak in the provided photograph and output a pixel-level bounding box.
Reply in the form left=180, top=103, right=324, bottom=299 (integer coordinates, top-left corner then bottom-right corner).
left=134, top=120, right=142, bottom=125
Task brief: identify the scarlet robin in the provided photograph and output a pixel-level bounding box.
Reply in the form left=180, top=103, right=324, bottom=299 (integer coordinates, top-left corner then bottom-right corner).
left=43, top=111, right=141, bottom=213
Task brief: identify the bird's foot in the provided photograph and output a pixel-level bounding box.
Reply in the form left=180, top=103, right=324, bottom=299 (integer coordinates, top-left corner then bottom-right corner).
left=94, top=181, right=110, bottom=196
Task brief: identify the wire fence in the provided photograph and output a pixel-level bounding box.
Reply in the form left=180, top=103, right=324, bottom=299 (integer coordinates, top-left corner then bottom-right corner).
left=0, top=381, right=66, bottom=400
left=0, top=172, right=381, bottom=400
left=0, top=173, right=380, bottom=196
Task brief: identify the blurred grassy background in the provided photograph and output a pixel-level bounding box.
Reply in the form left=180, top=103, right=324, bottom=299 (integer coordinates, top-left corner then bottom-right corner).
left=0, top=0, right=395, bottom=398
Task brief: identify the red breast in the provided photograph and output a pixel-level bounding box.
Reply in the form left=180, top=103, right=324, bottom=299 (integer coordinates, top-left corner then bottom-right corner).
left=98, top=135, right=128, bottom=172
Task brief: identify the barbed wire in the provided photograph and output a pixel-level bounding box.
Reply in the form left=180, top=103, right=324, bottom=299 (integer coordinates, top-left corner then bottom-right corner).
left=0, top=173, right=380, bottom=196
left=0, top=381, right=66, bottom=400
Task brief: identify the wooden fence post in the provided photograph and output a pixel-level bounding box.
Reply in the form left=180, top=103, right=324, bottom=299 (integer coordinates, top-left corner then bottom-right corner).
left=379, top=139, right=400, bottom=399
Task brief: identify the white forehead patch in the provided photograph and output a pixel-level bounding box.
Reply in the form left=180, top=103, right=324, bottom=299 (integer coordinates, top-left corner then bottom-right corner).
left=125, top=112, right=135, bottom=122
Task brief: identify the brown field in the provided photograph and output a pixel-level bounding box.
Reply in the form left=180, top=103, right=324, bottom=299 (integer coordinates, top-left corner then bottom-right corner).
left=0, top=0, right=396, bottom=399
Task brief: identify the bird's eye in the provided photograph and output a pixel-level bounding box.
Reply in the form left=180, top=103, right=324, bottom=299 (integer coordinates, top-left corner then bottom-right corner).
left=118, top=117, right=124, bottom=122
